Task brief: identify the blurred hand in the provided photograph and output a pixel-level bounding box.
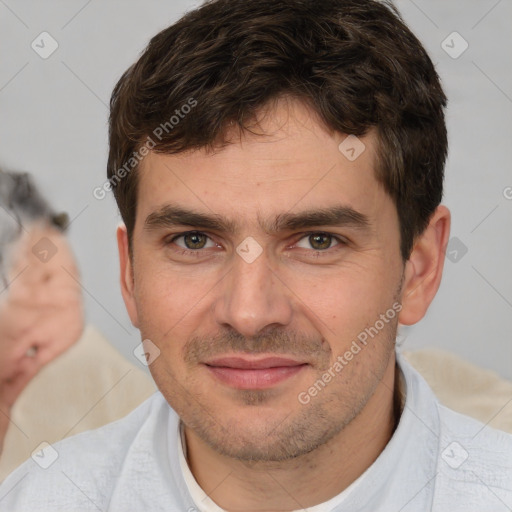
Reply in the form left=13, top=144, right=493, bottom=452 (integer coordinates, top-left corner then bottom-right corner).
left=0, top=223, right=83, bottom=422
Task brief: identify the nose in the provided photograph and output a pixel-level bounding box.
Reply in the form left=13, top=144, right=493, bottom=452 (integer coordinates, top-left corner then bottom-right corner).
left=212, top=245, right=294, bottom=338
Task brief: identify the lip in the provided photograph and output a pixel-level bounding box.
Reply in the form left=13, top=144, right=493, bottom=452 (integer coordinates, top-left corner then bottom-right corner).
left=204, top=356, right=308, bottom=390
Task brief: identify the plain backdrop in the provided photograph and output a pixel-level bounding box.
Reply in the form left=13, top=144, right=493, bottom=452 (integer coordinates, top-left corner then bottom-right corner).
left=0, top=0, right=511, bottom=379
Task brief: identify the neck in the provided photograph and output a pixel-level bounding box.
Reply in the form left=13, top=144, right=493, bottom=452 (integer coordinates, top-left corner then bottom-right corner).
left=184, top=354, right=400, bottom=511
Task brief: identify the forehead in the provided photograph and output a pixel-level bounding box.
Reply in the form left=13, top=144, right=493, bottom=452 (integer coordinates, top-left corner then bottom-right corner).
left=136, top=98, right=393, bottom=232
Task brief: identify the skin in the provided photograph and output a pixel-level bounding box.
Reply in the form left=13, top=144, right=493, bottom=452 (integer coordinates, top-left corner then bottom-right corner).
left=118, top=97, right=450, bottom=510
left=0, top=223, right=83, bottom=454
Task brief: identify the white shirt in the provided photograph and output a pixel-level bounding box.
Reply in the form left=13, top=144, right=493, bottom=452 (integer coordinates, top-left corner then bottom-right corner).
left=1, top=352, right=511, bottom=511
left=177, top=420, right=365, bottom=511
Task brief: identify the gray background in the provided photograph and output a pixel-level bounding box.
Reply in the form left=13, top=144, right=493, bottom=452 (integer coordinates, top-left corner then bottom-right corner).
left=1, top=0, right=511, bottom=378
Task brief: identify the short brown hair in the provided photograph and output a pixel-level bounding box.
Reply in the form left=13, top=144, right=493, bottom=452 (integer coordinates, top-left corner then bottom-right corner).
left=107, top=0, right=447, bottom=261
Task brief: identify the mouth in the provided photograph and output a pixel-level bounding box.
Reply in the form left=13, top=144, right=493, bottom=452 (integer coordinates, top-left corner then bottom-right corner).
left=203, top=356, right=308, bottom=390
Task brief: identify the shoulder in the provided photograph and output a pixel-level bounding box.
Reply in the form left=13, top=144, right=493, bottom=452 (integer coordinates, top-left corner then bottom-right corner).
left=397, top=352, right=512, bottom=509
left=0, top=391, right=167, bottom=511
left=432, top=401, right=512, bottom=509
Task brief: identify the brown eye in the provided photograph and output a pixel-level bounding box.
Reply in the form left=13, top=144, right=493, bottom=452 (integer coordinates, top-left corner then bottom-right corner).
left=169, top=231, right=216, bottom=252
left=182, top=232, right=208, bottom=249
left=308, top=233, right=332, bottom=250
left=294, top=232, right=346, bottom=254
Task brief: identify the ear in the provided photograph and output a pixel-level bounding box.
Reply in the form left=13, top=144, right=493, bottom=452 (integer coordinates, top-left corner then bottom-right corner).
left=117, top=224, right=139, bottom=328
left=398, top=205, right=451, bottom=326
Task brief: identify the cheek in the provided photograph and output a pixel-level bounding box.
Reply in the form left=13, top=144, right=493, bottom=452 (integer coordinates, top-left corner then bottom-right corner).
left=294, top=268, right=398, bottom=353
left=132, top=258, right=208, bottom=339
left=290, top=264, right=384, bottom=317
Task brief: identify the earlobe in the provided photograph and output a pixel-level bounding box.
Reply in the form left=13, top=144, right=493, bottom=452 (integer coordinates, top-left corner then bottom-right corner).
left=398, top=205, right=451, bottom=326
left=117, top=225, right=139, bottom=328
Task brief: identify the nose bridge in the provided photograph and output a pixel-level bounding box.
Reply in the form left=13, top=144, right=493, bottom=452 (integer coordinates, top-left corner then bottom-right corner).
left=213, top=246, right=293, bottom=337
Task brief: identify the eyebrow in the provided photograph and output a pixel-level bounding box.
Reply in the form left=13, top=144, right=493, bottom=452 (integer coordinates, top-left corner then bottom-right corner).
left=144, top=204, right=372, bottom=235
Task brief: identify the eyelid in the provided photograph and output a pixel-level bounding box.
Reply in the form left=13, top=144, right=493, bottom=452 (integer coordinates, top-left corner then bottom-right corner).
left=165, top=230, right=348, bottom=253
left=167, top=230, right=218, bottom=249
left=293, top=231, right=349, bottom=249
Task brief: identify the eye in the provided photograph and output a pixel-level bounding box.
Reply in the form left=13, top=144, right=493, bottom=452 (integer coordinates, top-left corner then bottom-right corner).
left=295, top=232, right=344, bottom=251
left=170, top=231, right=217, bottom=251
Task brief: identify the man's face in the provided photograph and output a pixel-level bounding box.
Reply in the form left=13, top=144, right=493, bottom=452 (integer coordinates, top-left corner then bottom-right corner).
left=122, top=98, right=406, bottom=462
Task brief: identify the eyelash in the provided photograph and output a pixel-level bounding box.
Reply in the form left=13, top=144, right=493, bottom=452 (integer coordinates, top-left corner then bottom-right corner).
left=166, top=231, right=348, bottom=258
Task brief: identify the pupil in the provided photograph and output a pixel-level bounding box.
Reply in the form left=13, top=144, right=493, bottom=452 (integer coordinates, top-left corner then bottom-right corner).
left=185, top=232, right=206, bottom=249
left=310, top=233, right=331, bottom=250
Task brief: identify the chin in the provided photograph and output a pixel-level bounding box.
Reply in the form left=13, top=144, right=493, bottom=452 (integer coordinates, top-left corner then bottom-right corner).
left=184, top=397, right=349, bottom=463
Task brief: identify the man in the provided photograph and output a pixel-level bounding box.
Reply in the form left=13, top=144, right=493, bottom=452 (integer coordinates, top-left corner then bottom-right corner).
left=1, top=0, right=511, bottom=510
